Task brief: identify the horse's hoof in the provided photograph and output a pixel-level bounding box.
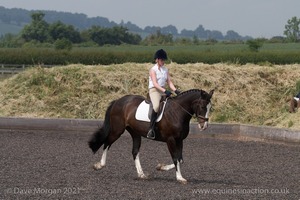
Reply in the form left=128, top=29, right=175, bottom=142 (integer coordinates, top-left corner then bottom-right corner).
left=135, top=173, right=149, bottom=180
left=156, top=163, right=165, bottom=170
left=178, top=179, right=188, bottom=184
left=93, top=163, right=104, bottom=170
left=138, top=174, right=148, bottom=179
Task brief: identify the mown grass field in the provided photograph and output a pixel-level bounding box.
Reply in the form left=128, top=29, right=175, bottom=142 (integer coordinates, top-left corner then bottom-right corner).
left=1, top=63, right=300, bottom=130
left=1, top=43, right=300, bottom=65
left=75, top=43, right=300, bottom=52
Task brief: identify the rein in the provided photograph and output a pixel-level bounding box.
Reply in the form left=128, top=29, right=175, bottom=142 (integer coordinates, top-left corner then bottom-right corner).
left=169, top=98, right=209, bottom=122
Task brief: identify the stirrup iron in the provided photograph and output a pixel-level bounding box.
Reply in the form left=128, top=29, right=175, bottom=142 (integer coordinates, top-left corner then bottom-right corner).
left=147, top=129, right=155, bottom=139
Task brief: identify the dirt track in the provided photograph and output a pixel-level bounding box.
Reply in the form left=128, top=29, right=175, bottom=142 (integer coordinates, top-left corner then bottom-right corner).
left=0, top=130, right=299, bottom=200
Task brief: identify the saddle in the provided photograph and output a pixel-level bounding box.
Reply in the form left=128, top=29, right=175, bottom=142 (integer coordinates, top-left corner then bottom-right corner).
left=145, top=93, right=166, bottom=118
left=135, top=94, right=167, bottom=122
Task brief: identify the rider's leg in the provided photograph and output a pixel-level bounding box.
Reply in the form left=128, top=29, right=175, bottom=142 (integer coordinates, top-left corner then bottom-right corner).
left=147, top=110, right=157, bottom=139
left=147, top=88, right=161, bottom=139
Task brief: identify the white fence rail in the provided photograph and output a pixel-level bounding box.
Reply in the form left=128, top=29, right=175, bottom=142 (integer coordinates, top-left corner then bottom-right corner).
left=0, top=64, right=54, bottom=74
left=0, top=64, right=26, bottom=74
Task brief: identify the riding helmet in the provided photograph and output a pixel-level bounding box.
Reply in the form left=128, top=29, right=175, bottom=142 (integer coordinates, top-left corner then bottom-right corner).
left=154, top=49, right=168, bottom=60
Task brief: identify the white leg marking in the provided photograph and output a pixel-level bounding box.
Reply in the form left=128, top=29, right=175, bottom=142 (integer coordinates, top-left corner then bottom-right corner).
left=156, top=163, right=175, bottom=171
left=176, top=161, right=187, bottom=184
left=93, top=147, right=108, bottom=170
left=135, top=153, right=147, bottom=179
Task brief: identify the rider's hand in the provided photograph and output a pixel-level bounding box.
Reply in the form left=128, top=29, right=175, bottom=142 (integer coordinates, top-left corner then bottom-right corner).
left=164, top=90, right=172, bottom=97
left=175, top=90, right=181, bottom=95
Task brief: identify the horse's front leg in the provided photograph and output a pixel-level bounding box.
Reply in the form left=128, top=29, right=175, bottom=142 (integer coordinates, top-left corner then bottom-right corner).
left=134, top=153, right=147, bottom=179
left=166, top=138, right=187, bottom=184
left=175, top=160, right=186, bottom=184
left=132, top=135, right=147, bottom=179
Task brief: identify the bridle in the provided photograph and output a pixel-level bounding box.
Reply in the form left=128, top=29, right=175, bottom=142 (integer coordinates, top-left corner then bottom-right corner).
left=193, top=100, right=210, bottom=122
left=170, top=97, right=209, bottom=122
left=196, top=114, right=209, bottom=122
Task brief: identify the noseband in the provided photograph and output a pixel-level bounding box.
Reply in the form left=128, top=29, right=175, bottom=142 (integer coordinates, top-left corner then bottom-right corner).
left=194, top=102, right=209, bottom=122
left=197, top=115, right=209, bottom=122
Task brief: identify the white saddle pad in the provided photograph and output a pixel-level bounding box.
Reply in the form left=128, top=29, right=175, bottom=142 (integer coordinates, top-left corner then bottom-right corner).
left=135, top=100, right=167, bottom=122
left=294, top=97, right=299, bottom=101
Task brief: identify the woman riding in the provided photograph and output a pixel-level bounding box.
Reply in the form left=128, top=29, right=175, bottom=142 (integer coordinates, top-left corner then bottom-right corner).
left=147, top=49, right=180, bottom=139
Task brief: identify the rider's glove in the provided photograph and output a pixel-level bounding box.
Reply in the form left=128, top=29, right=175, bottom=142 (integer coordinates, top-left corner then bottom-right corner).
left=175, top=90, right=181, bottom=95
left=164, top=90, right=172, bottom=97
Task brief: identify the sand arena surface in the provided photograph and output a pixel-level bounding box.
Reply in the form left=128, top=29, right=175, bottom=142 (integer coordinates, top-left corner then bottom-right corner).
left=0, top=130, right=299, bottom=199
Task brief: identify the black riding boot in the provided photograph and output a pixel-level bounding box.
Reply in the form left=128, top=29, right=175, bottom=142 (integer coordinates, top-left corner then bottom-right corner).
left=147, top=111, right=158, bottom=139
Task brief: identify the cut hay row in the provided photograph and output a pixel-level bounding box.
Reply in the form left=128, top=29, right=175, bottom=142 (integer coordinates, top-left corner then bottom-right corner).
left=1, top=63, right=300, bottom=130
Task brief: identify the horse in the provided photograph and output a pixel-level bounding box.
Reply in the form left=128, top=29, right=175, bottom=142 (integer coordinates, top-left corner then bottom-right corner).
left=289, top=97, right=300, bottom=113
left=88, top=89, right=214, bottom=184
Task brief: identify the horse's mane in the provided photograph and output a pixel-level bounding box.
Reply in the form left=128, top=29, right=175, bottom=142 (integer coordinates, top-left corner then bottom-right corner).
left=168, top=89, right=205, bottom=100
left=175, top=89, right=203, bottom=97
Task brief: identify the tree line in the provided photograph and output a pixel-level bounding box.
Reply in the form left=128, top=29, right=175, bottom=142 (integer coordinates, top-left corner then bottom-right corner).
left=0, top=12, right=143, bottom=49
left=0, top=11, right=299, bottom=50
left=0, top=11, right=219, bottom=49
left=0, top=6, right=249, bottom=41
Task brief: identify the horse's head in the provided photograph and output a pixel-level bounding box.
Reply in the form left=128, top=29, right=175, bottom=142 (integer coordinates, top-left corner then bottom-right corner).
left=191, top=89, right=214, bottom=131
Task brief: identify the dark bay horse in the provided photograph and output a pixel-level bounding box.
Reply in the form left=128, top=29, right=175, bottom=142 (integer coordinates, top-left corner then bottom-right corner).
left=88, top=89, right=214, bottom=184
left=289, top=97, right=300, bottom=113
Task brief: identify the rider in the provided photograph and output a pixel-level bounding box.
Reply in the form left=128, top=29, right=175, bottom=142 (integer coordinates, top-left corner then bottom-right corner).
left=147, top=49, right=180, bottom=139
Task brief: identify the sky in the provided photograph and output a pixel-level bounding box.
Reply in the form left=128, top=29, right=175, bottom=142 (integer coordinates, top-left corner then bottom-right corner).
left=1, top=0, right=300, bottom=38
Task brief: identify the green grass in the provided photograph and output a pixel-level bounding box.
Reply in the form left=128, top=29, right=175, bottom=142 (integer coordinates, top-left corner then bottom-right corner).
left=0, top=43, right=300, bottom=65
left=260, top=43, right=300, bottom=52
left=72, top=43, right=300, bottom=53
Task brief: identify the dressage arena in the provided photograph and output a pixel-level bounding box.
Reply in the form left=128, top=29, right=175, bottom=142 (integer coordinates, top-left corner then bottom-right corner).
left=0, top=118, right=299, bottom=199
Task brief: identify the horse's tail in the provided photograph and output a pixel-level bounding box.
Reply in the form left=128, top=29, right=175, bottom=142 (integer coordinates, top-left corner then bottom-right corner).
left=88, top=100, right=115, bottom=154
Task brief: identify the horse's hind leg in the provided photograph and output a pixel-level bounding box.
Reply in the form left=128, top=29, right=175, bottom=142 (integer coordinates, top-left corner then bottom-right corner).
left=94, top=123, right=126, bottom=170
left=131, top=135, right=147, bottom=179
left=156, top=144, right=183, bottom=171
left=156, top=163, right=175, bottom=171
left=93, top=144, right=109, bottom=170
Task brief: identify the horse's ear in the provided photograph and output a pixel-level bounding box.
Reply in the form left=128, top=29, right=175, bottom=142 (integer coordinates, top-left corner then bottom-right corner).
left=209, top=89, right=214, bottom=98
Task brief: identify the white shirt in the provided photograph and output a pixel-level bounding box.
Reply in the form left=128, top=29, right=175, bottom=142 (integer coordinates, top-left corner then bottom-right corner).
left=148, top=64, right=168, bottom=89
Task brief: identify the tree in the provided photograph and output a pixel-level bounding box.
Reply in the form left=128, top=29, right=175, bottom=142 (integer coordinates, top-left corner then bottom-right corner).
left=21, top=12, right=50, bottom=42
left=0, top=33, right=21, bottom=47
left=246, top=39, right=263, bottom=52
left=161, top=25, right=178, bottom=35
left=49, top=21, right=81, bottom=43
left=142, top=30, right=173, bottom=45
left=192, top=35, right=200, bottom=45
left=194, top=25, right=207, bottom=39
left=54, top=38, right=72, bottom=51
left=120, top=21, right=143, bottom=32
left=284, top=16, right=300, bottom=42
left=209, top=30, right=224, bottom=40
left=87, top=26, right=141, bottom=46
left=180, top=29, right=195, bottom=37
left=225, top=30, right=242, bottom=41
left=144, top=26, right=161, bottom=34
